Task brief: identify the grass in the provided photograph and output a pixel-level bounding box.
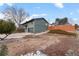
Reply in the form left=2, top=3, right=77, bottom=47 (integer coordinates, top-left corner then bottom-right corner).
left=48, top=30, right=77, bottom=37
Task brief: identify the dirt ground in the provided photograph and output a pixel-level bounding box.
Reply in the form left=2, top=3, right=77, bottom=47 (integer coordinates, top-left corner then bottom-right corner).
left=0, top=33, right=79, bottom=56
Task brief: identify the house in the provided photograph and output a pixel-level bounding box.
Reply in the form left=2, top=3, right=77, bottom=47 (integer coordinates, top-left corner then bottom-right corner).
left=22, top=18, right=49, bottom=33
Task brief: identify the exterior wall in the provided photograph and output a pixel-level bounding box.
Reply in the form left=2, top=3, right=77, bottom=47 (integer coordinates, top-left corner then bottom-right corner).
left=25, top=22, right=34, bottom=33
left=48, top=25, right=75, bottom=32
left=34, top=19, right=48, bottom=33
left=24, top=18, right=48, bottom=33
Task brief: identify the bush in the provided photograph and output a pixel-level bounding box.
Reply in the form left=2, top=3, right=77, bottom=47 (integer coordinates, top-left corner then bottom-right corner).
left=0, top=20, right=16, bottom=34
left=48, top=30, right=77, bottom=37
left=0, top=45, right=8, bottom=56
left=0, top=20, right=16, bottom=40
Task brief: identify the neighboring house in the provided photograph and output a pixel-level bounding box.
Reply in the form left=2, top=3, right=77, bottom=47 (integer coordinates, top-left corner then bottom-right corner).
left=22, top=18, right=49, bottom=33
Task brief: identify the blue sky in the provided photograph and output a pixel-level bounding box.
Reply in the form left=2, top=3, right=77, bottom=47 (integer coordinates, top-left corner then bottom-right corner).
left=0, top=3, right=79, bottom=24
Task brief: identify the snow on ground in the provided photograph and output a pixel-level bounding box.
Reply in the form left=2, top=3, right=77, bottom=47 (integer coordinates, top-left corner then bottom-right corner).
left=21, top=50, right=47, bottom=56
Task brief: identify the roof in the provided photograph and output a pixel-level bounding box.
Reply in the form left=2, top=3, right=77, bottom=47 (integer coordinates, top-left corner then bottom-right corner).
left=20, top=17, right=32, bottom=24
left=22, top=18, right=49, bottom=25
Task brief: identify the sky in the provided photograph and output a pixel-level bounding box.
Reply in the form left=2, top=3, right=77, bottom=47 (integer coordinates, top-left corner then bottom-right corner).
left=0, top=3, right=79, bottom=24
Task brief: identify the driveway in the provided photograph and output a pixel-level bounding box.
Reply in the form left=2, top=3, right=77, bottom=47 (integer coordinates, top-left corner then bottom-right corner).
left=0, top=33, right=33, bottom=39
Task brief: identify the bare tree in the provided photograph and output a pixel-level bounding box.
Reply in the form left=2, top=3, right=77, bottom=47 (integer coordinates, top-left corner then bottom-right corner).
left=2, top=6, right=29, bottom=27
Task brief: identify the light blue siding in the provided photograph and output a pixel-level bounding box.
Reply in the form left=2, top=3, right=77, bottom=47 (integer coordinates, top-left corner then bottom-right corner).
left=25, top=22, right=34, bottom=33
left=24, top=18, right=49, bottom=33
left=34, top=19, right=48, bottom=33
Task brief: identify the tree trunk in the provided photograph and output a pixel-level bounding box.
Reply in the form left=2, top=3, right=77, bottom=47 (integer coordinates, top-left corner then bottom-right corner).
left=0, top=34, right=9, bottom=40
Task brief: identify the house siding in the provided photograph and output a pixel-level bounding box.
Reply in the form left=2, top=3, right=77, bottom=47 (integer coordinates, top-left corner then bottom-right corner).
left=25, top=22, right=34, bottom=33
left=23, top=18, right=49, bottom=33
left=34, top=19, right=48, bottom=33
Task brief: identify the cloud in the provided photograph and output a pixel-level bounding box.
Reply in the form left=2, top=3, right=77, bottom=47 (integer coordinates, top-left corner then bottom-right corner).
left=31, top=13, right=47, bottom=18
left=31, top=14, right=39, bottom=17
left=73, top=18, right=78, bottom=21
left=6, top=3, right=13, bottom=6
left=77, top=9, right=79, bottom=13
left=72, top=18, right=79, bottom=24
left=69, top=18, right=79, bottom=25
left=41, top=14, right=47, bottom=16
left=35, top=7, right=41, bottom=9
left=70, top=12, right=73, bottom=15
left=0, top=13, right=4, bottom=19
left=0, top=3, right=4, bottom=6
left=54, top=3, right=64, bottom=8
left=0, top=3, right=13, bottom=6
